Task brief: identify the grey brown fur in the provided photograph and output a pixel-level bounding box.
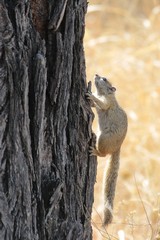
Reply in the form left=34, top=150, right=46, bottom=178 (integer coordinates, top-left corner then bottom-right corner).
left=86, top=74, right=128, bottom=226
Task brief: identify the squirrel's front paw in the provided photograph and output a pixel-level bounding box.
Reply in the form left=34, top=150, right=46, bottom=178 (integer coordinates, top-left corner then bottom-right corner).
left=89, top=146, right=98, bottom=156
left=86, top=91, right=93, bottom=100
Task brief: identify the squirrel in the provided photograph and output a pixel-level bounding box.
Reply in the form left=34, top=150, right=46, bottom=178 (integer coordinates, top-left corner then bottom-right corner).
left=86, top=74, right=128, bottom=226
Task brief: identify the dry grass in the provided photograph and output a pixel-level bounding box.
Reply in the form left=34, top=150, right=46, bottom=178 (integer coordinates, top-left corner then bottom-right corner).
left=84, top=0, right=160, bottom=239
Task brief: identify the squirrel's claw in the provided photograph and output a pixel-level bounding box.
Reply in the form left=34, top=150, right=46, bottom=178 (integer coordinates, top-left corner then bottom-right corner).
left=86, top=91, right=93, bottom=100
left=89, top=146, right=98, bottom=156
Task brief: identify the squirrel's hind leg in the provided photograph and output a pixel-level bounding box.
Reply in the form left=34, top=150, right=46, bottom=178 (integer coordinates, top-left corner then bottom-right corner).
left=89, top=146, right=106, bottom=157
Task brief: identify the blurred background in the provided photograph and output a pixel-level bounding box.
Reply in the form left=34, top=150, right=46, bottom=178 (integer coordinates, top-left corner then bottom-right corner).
left=84, top=0, right=160, bottom=239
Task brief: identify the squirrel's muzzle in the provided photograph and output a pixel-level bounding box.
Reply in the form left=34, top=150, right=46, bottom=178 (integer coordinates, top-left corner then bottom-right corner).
left=95, top=73, right=100, bottom=78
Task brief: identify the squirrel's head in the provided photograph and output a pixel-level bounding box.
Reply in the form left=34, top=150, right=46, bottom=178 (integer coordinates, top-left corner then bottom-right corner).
left=94, top=74, right=116, bottom=96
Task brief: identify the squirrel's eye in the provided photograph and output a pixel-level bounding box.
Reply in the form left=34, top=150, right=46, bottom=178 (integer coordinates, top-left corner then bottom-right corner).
left=103, top=78, right=107, bottom=82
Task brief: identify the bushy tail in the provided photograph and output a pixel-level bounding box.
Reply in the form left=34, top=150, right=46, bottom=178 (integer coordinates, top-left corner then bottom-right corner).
left=103, top=149, right=120, bottom=226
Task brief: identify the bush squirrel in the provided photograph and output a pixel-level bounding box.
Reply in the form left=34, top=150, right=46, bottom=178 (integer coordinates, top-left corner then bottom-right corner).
left=86, top=74, right=128, bottom=226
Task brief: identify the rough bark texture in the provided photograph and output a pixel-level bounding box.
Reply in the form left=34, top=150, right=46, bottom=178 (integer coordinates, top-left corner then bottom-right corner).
left=0, top=0, right=97, bottom=239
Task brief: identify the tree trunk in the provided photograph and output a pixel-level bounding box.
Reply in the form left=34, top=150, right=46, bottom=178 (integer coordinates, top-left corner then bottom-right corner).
left=0, top=0, right=97, bottom=239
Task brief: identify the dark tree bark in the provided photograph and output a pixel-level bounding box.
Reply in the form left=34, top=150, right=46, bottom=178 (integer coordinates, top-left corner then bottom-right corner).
left=0, top=0, right=97, bottom=239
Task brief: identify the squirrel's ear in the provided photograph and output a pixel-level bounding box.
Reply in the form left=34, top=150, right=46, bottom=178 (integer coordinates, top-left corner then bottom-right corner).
left=111, top=87, right=116, bottom=92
